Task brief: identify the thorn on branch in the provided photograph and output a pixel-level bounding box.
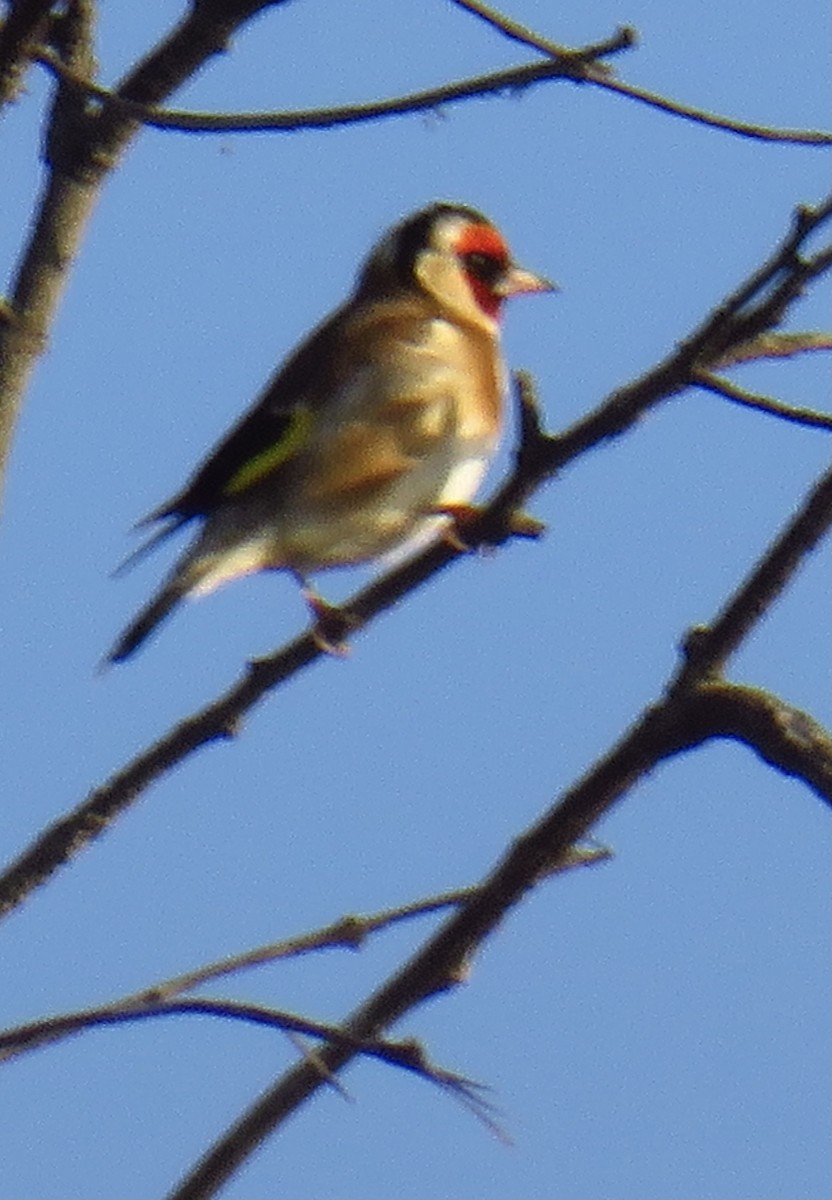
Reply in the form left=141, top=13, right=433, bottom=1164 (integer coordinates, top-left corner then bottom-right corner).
left=794, top=203, right=817, bottom=237
left=679, top=624, right=716, bottom=673
left=440, top=952, right=475, bottom=989
left=513, top=370, right=557, bottom=475
left=791, top=195, right=832, bottom=244
left=287, top=1031, right=354, bottom=1100
left=571, top=24, right=638, bottom=71
left=506, top=510, right=547, bottom=539
left=328, top=916, right=368, bottom=950
left=533, top=841, right=615, bottom=882
left=218, top=715, right=242, bottom=739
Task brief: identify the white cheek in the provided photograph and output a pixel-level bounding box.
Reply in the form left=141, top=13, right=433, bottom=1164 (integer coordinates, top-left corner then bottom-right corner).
left=416, top=251, right=499, bottom=334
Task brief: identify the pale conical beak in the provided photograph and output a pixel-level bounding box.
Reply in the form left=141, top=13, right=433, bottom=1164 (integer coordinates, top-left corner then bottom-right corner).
left=495, top=264, right=558, bottom=298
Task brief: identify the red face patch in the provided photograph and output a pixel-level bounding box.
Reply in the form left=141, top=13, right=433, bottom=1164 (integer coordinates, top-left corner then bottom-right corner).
left=455, top=223, right=510, bottom=319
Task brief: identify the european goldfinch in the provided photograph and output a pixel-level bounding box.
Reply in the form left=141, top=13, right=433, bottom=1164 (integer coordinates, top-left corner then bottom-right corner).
left=108, top=202, right=553, bottom=662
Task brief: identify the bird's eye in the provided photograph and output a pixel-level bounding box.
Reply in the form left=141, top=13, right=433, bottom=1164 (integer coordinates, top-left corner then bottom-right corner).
left=461, top=251, right=505, bottom=286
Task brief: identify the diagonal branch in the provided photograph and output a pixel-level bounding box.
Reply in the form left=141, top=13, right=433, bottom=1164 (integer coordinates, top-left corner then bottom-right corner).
left=675, top=461, right=832, bottom=686
left=167, top=457, right=832, bottom=1199
left=134, top=889, right=475, bottom=1002
left=2, top=853, right=610, bottom=1127
left=1, top=193, right=830, bottom=923
left=450, top=0, right=832, bottom=146
left=449, top=0, right=575, bottom=57
left=692, top=370, right=832, bottom=430
left=596, top=74, right=832, bottom=146
left=714, top=330, right=832, bottom=367
left=136, top=846, right=608, bottom=1000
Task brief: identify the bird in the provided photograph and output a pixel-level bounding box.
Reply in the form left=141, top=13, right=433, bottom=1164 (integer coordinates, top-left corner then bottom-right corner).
left=107, top=201, right=553, bottom=663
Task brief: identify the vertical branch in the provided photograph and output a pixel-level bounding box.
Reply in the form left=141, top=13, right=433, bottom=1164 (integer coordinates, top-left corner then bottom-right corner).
left=0, top=0, right=99, bottom=491
left=0, top=0, right=282, bottom=501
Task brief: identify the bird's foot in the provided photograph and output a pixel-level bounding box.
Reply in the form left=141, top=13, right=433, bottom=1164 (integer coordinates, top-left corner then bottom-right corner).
left=301, top=586, right=356, bottom=656
left=433, top=502, right=484, bottom=553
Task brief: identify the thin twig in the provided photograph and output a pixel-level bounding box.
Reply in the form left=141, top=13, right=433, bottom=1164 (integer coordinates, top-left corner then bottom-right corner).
left=0, top=992, right=503, bottom=1138
left=693, top=370, right=832, bottom=430
left=128, top=849, right=607, bottom=1002
left=598, top=75, right=832, bottom=145
left=134, top=890, right=475, bottom=1001
left=715, top=330, right=832, bottom=367
left=32, top=34, right=630, bottom=133
left=450, top=0, right=571, bottom=55
left=32, top=34, right=831, bottom=146
left=450, top=0, right=632, bottom=74
left=451, top=0, right=832, bottom=145
left=0, top=996, right=415, bottom=1062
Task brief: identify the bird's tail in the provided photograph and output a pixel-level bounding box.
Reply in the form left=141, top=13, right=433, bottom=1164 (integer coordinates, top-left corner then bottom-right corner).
left=107, top=530, right=271, bottom=665
left=106, top=577, right=189, bottom=664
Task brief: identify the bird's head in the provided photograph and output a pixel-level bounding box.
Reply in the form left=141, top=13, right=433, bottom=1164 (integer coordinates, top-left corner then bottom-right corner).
left=357, top=202, right=555, bottom=332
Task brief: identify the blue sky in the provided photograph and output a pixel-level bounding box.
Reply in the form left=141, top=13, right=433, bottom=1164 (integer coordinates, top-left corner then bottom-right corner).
left=1, top=1, right=830, bottom=1197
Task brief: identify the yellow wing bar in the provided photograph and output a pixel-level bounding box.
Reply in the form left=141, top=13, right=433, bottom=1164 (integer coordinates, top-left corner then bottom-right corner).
left=223, top=406, right=313, bottom=496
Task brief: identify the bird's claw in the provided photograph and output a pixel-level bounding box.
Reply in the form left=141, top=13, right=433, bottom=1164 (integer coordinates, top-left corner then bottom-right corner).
left=302, top=589, right=356, bottom=656
left=433, top=502, right=484, bottom=552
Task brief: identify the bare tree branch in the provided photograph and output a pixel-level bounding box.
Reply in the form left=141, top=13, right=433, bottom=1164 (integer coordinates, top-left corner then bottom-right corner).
left=1, top=193, right=830, bottom=923
left=0, top=992, right=504, bottom=1133
left=3, top=1, right=828, bottom=493
left=0, top=995, right=427, bottom=1063
left=693, top=370, right=832, bottom=430
left=32, top=30, right=832, bottom=146
left=686, top=681, right=832, bottom=796
left=0, top=0, right=99, bottom=493
left=166, top=443, right=832, bottom=1199
left=0, top=849, right=608, bottom=1128
left=0, top=0, right=55, bottom=109
left=450, top=0, right=575, bottom=57
left=135, top=890, right=476, bottom=1002
left=714, top=330, right=832, bottom=367
left=32, top=27, right=636, bottom=133
left=597, top=74, right=832, bottom=146
left=128, top=848, right=606, bottom=1002
left=451, top=1, right=832, bottom=146
left=0, top=0, right=290, bottom=499
left=675, top=466, right=832, bottom=687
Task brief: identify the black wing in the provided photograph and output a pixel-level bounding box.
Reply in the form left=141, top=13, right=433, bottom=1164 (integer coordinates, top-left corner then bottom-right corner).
left=144, top=307, right=346, bottom=525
